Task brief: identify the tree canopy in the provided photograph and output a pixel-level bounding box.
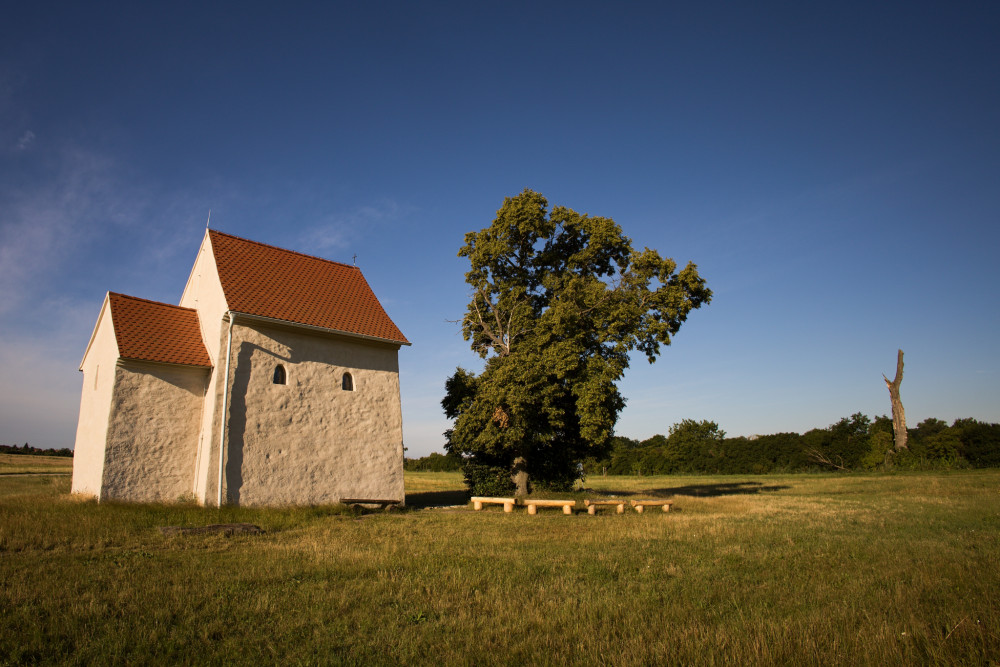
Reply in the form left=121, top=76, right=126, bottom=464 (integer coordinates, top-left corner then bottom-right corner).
left=443, top=190, right=711, bottom=495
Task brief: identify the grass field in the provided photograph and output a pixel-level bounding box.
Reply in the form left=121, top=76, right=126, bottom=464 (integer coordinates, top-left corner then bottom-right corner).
left=0, top=452, right=73, bottom=475
left=1, top=465, right=998, bottom=665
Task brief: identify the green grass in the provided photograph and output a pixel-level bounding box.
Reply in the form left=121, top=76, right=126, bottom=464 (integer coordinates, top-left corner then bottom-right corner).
left=1, top=471, right=998, bottom=665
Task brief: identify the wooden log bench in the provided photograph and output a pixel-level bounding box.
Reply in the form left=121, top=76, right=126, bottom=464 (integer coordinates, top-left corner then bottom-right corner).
left=629, top=499, right=674, bottom=513
left=525, top=499, right=576, bottom=515
left=584, top=499, right=626, bottom=515
left=471, top=496, right=516, bottom=513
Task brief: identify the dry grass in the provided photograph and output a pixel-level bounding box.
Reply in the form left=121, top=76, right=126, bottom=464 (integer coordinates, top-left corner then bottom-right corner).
left=1, top=470, right=998, bottom=665
left=0, top=453, right=73, bottom=475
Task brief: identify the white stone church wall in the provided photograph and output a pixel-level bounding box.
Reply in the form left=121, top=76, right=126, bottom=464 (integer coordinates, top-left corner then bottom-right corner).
left=207, top=321, right=404, bottom=507
left=71, top=302, right=118, bottom=498
left=100, top=361, right=209, bottom=502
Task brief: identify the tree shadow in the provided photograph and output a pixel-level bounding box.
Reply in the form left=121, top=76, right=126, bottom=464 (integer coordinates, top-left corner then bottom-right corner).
left=596, top=481, right=791, bottom=498
left=406, top=490, right=471, bottom=508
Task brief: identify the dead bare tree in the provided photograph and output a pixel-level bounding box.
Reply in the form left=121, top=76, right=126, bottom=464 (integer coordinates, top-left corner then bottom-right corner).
left=883, top=349, right=908, bottom=451
left=805, top=447, right=850, bottom=471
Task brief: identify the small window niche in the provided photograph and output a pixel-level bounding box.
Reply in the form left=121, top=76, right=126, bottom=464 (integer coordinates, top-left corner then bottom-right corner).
left=273, top=365, right=287, bottom=385
left=342, top=372, right=354, bottom=391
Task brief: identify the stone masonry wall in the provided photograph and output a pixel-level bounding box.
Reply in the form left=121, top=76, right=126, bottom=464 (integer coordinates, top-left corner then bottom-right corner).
left=210, top=321, right=404, bottom=506
left=101, top=361, right=209, bottom=502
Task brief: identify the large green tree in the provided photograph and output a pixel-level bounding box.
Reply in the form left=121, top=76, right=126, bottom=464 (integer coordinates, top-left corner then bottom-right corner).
left=443, top=190, right=711, bottom=495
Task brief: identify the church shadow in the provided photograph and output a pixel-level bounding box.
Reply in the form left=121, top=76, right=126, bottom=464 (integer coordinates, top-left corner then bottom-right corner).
left=225, top=341, right=295, bottom=505
left=405, top=490, right=471, bottom=508
left=596, top=481, right=790, bottom=498
left=224, top=344, right=257, bottom=505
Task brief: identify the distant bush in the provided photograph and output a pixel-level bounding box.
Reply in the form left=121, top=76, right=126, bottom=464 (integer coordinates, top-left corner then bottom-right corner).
left=404, top=451, right=462, bottom=472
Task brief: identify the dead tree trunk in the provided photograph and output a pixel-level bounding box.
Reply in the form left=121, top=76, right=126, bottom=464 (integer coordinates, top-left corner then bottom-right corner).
left=883, top=349, right=908, bottom=451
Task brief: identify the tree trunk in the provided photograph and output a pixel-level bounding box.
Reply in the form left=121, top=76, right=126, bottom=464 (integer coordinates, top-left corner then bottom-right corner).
left=883, top=349, right=908, bottom=451
left=511, top=456, right=529, bottom=497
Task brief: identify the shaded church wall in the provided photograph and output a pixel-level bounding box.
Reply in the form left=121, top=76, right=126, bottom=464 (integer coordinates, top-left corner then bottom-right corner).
left=100, top=361, right=209, bottom=502
left=219, top=321, right=404, bottom=506
left=71, top=301, right=118, bottom=498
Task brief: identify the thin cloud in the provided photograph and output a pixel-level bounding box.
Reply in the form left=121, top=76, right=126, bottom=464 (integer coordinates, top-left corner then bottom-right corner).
left=303, top=224, right=352, bottom=251
left=0, top=144, right=218, bottom=313
left=300, top=199, right=413, bottom=252
left=14, top=129, right=34, bottom=150
left=0, top=147, right=119, bottom=315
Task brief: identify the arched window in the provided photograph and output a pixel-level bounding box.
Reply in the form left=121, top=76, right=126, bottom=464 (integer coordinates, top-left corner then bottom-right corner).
left=273, top=365, right=286, bottom=385
left=342, top=372, right=354, bottom=391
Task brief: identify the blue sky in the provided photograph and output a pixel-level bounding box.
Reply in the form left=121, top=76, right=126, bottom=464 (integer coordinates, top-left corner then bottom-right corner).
left=2, top=1, right=998, bottom=456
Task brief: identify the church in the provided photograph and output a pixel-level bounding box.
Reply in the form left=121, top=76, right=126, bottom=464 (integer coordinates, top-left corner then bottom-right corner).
left=71, top=229, right=409, bottom=506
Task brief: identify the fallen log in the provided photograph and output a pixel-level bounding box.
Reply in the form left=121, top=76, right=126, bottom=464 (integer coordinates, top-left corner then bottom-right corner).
left=158, top=523, right=264, bottom=537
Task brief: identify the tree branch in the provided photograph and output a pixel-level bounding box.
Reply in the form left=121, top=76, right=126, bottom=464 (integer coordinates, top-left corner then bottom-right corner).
left=805, top=447, right=850, bottom=471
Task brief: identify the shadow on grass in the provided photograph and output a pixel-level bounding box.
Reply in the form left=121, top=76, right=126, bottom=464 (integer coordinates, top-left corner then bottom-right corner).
left=406, top=490, right=471, bottom=508
left=597, top=481, right=790, bottom=498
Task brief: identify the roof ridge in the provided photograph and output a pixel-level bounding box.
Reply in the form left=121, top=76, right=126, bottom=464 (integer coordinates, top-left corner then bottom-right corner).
left=109, top=292, right=199, bottom=313
left=208, top=229, right=360, bottom=271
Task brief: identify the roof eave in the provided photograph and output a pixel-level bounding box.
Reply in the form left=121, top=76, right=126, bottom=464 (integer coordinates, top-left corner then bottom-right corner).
left=116, top=357, right=214, bottom=370
left=226, top=311, right=411, bottom=347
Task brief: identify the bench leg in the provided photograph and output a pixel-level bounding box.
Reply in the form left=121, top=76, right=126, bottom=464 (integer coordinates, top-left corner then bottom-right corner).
left=662, top=504, right=671, bottom=513
left=616, top=504, right=624, bottom=514
left=588, top=506, right=596, bottom=515
left=562, top=504, right=572, bottom=515
left=635, top=505, right=644, bottom=513
left=473, top=500, right=483, bottom=511
left=503, top=502, right=513, bottom=513
left=527, top=504, right=537, bottom=515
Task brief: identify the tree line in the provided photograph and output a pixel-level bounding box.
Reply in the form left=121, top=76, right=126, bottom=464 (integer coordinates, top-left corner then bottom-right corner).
left=0, top=443, right=74, bottom=457
left=404, top=451, right=463, bottom=472
left=407, top=414, right=999, bottom=479
left=583, top=415, right=1000, bottom=476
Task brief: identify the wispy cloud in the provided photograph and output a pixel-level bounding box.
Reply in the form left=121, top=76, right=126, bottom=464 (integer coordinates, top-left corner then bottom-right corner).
left=299, top=199, right=413, bottom=252
left=0, top=144, right=135, bottom=445
left=14, top=129, right=34, bottom=150
left=0, top=147, right=120, bottom=315
left=303, top=223, right=352, bottom=251
left=0, top=141, right=231, bottom=315
left=0, top=66, right=33, bottom=156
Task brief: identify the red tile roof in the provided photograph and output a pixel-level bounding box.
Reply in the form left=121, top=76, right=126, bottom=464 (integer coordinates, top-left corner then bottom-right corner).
left=108, top=293, right=213, bottom=367
left=208, top=230, right=409, bottom=345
